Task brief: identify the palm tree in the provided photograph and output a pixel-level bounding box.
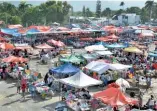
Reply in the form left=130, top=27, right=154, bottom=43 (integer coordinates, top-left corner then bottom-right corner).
left=145, top=0, right=154, bottom=25
left=18, top=1, right=32, bottom=15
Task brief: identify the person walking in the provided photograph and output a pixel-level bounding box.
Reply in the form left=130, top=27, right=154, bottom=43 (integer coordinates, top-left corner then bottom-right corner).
left=21, top=83, right=26, bottom=100
left=16, top=79, right=21, bottom=93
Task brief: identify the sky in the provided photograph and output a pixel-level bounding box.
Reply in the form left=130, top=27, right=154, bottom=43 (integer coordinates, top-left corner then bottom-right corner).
left=0, top=0, right=150, bottom=11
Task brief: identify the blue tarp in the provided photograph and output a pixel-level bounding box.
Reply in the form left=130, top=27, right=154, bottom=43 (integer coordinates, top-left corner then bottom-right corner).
left=148, top=53, right=157, bottom=57
left=1, top=28, right=18, bottom=35
left=50, top=63, right=80, bottom=74
left=105, top=43, right=127, bottom=48
left=12, top=33, right=22, bottom=37
left=27, top=28, right=40, bottom=34
left=95, top=42, right=107, bottom=46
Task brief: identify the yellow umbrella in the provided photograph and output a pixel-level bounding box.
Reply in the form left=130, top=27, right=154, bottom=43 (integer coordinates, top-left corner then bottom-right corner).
left=124, top=47, right=143, bottom=54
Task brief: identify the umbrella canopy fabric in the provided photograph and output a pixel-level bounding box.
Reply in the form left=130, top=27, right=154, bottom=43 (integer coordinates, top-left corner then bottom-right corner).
left=93, top=87, right=137, bottom=106
left=95, top=42, right=107, bottom=46
left=50, top=63, right=79, bottom=74
left=48, top=39, right=58, bottom=44
left=35, top=43, right=53, bottom=49
left=124, top=47, right=143, bottom=54
left=82, top=53, right=98, bottom=60
left=59, top=71, right=102, bottom=88
left=26, top=28, right=40, bottom=34
left=85, top=61, right=109, bottom=74
left=60, top=54, right=83, bottom=64
left=2, top=56, right=28, bottom=63
left=1, top=28, right=18, bottom=35
left=95, top=51, right=113, bottom=56
left=0, top=37, right=6, bottom=41
left=106, top=34, right=119, bottom=39
left=109, top=63, right=132, bottom=70
left=148, top=53, right=157, bottom=57
left=85, top=45, right=107, bottom=52
left=0, top=43, right=15, bottom=49
left=56, top=41, right=65, bottom=47
left=105, top=44, right=127, bottom=48
left=116, top=78, right=130, bottom=91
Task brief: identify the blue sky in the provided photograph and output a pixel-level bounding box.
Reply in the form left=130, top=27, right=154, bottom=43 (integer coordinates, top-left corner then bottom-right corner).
left=3, top=0, right=148, bottom=11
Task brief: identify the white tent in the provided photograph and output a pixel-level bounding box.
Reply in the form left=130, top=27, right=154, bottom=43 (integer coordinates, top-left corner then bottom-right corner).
left=109, top=63, right=132, bottom=70
left=85, top=61, right=109, bottom=74
left=95, top=51, right=113, bottom=56
left=116, top=78, right=130, bottom=91
left=85, top=45, right=107, bottom=52
left=59, top=71, right=102, bottom=88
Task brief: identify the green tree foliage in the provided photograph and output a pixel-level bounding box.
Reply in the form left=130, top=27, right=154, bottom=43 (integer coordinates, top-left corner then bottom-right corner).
left=86, top=8, right=94, bottom=17
left=102, top=8, right=111, bottom=18
left=82, top=6, right=86, bottom=17
left=96, top=0, right=101, bottom=18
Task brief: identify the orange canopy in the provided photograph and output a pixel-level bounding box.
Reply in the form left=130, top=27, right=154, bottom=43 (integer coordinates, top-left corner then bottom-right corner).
left=29, top=26, right=50, bottom=32
left=0, top=43, right=15, bottom=50
left=8, top=24, right=23, bottom=29
left=93, top=87, right=137, bottom=106
left=2, top=56, right=28, bottom=63
left=35, top=43, right=53, bottom=49
left=107, top=83, right=120, bottom=88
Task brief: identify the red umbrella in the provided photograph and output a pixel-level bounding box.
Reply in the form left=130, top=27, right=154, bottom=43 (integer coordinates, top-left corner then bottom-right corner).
left=2, top=56, right=28, bottom=63
left=0, top=43, right=15, bottom=50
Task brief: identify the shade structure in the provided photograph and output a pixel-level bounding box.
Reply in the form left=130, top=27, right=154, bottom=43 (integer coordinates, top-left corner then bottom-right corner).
left=95, top=51, right=113, bottom=56
left=93, top=87, right=137, bottom=106
left=85, top=61, right=109, bottom=74
left=35, top=43, right=53, bottom=49
left=50, top=63, right=79, bottom=74
left=1, top=28, right=18, bottom=35
left=95, top=41, right=107, bottom=46
left=106, top=34, right=119, bottom=39
left=105, top=44, right=127, bottom=48
left=59, top=71, right=102, bottom=88
left=0, top=43, right=15, bottom=50
left=48, top=39, right=58, bottom=44
left=82, top=53, right=98, bottom=61
left=26, top=28, right=40, bottom=34
left=85, top=45, right=107, bottom=52
left=124, top=47, right=143, bottom=54
left=8, top=24, right=23, bottom=29
left=56, top=41, right=65, bottom=47
left=15, top=46, right=33, bottom=50
left=60, top=54, right=83, bottom=64
left=148, top=52, right=157, bottom=57
left=109, top=63, right=132, bottom=70
left=116, top=78, right=130, bottom=91
left=2, top=56, right=28, bottom=63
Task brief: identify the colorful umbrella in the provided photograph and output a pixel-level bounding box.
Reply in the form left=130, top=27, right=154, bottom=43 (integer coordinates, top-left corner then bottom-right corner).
left=0, top=43, right=15, bottom=50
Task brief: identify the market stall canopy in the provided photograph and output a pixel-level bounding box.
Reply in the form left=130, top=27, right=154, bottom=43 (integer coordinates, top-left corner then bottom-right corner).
left=116, top=78, right=130, bottom=91
left=80, top=37, right=93, bottom=41
left=85, top=61, right=109, bottom=74
left=8, top=24, right=23, bottom=29
left=59, top=71, right=102, bottom=88
left=93, top=87, right=137, bottom=106
left=60, top=54, right=83, bottom=64
left=50, top=63, right=79, bottom=74
left=106, top=34, right=119, bottom=39
left=82, top=53, right=98, bottom=60
left=56, top=41, right=65, bottom=47
left=0, top=43, right=15, bottom=50
left=35, top=43, right=54, bottom=49
left=15, top=45, right=33, bottom=50
left=124, top=47, right=143, bottom=54
left=105, top=43, right=127, bottom=48
left=85, top=45, right=107, bottom=52
left=48, top=39, right=58, bottom=44
left=148, top=52, right=157, bottom=57
left=95, top=51, right=113, bottom=56
left=95, top=41, right=107, bottom=46
left=56, top=27, right=70, bottom=31
left=2, top=56, right=28, bottom=63
left=26, top=28, right=40, bottom=34
left=29, top=26, right=51, bottom=32
left=1, top=28, right=18, bottom=35
left=109, top=63, right=132, bottom=70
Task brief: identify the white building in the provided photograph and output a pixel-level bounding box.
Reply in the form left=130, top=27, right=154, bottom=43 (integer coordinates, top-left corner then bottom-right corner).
left=111, top=13, right=141, bottom=26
